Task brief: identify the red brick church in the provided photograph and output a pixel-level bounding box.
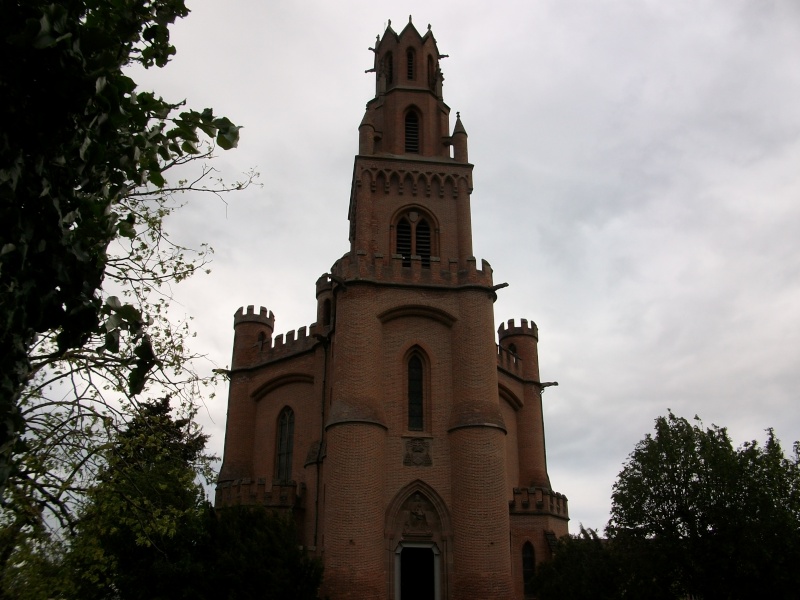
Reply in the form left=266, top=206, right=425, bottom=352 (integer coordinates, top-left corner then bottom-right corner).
left=216, top=17, right=569, bottom=600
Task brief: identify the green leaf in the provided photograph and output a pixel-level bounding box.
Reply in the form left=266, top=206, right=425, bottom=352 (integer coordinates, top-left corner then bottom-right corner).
left=181, top=141, right=199, bottom=154
left=216, top=125, right=240, bottom=150
left=148, top=170, right=166, bottom=187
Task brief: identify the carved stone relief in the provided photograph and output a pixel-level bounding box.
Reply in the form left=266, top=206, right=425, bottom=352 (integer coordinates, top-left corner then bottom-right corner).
left=402, top=492, right=433, bottom=537
left=403, top=437, right=432, bottom=466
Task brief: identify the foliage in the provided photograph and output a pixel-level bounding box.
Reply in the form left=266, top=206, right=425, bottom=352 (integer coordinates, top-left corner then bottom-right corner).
left=607, top=411, right=800, bottom=599
left=0, top=533, right=71, bottom=600
left=534, top=414, right=800, bottom=599
left=0, top=1, right=258, bottom=583
left=0, top=0, right=241, bottom=494
left=2, top=399, right=322, bottom=600
left=3, top=175, right=247, bottom=531
left=65, top=396, right=212, bottom=599
left=206, top=506, right=324, bottom=600
left=533, top=526, right=623, bottom=600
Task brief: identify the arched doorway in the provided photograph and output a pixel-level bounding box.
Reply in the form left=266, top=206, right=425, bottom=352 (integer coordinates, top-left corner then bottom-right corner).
left=396, top=542, right=439, bottom=600
left=385, top=481, right=451, bottom=600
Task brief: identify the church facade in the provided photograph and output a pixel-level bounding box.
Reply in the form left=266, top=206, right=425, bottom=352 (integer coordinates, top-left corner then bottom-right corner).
left=216, top=18, right=569, bottom=600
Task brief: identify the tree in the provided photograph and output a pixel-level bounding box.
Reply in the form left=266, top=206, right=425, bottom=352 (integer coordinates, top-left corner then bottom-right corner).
left=65, top=396, right=212, bottom=599
left=2, top=398, right=322, bottom=600
left=607, top=412, right=800, bottom=599
left=0, top=1, right=258, bottom=575
left=206, top=507, right=323, bottom=600
left=533, top=526, right=623, bottom=600
left=0, top=0, right=241, bottom=495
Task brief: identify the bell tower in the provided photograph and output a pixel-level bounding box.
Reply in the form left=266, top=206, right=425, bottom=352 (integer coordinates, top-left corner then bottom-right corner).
left=216, top=17, right=569, bottom=600
left=350, top=17, right=474, bottom=268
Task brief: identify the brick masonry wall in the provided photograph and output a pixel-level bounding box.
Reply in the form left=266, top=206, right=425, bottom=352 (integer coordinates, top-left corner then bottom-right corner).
left=321, top=423, right=388, bottom=600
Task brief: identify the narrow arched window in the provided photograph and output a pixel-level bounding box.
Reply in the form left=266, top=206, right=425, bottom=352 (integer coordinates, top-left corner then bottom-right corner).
left=415, top=219, right=431, bottom=267
left=406, top=48, right=415, bottom=80
left=427, top=55, right=435, bottom=89
left=408, top=355, right=423, bottom=431
left=396, top=218, right=412, bottom=267
left=404, top=111, right=419, bottom=153
left=395, top=211, right=435, bottom=269
left=384, top=52, right=394, bottom=85
left=522, top=542, right=535, bottom=597
left=276, top=407, right=294, bottom=482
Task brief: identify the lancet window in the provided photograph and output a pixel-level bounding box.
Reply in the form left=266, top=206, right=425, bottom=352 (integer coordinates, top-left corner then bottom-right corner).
left=408, top=354, right=424, bottom=431
left=522, top=542, right=535, bottom=597
left=275, top=407, right=294, bottom=482
left=395, top=210, right=434, bottom=268
left=404, top=111, right=420, bottom=153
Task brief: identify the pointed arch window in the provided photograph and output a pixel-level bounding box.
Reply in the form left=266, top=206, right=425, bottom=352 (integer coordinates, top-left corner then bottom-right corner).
left=408, top=355, right=424, bottom=431
left=522, top=542, right=535, bottom=597
left=406, top=48, right=416, bottom=80
left=276, top=407, right=294, bottom=482
left=427, top=55, right=435, bottom=89
left=395, top=211, right=434, bottom=268
left=404, top=111, right=420, bottom=153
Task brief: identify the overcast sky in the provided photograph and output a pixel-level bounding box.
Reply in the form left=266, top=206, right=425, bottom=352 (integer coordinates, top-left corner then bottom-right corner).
left=129, top=0, right=800, bottom=532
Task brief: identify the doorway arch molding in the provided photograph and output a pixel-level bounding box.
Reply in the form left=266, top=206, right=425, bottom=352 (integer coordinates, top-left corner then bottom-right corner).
left=385, top=479, right=452, bottom=600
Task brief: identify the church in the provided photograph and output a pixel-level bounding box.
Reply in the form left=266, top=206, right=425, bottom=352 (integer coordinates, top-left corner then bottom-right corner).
left=215, top=17, right=569, bottom=600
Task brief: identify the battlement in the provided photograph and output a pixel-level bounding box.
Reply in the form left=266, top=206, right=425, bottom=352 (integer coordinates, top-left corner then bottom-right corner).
left=234, top=305, right=275, bottom=328
left=509, top=487, right=568, bottom=518
left=330, top=252, right=494, bottom=288
left=231, top=309, right=320, bottom=369
left=262, top=324, right=317, bottom=359
left=497, top=344, right=522, bottom=374
left=215, top=478, right=305, bottom=510
left=498, top=318, right=538, bottom=341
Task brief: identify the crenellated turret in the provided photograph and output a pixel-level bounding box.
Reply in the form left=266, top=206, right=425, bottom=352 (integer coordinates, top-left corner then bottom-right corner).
left=315, top=274, right=334, bottom=330
left=498, top=319, right=539, bottom=376
left=231, top=305, right=274, bottom=369
left=498, top=318, right=551, bottom=489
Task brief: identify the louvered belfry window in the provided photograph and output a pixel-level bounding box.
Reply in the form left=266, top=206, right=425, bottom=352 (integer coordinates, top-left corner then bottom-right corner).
left=404, top=111, right=419, bottom=153
left=408, top=355, right=423, bottom=430
left=407, top=48, right=415, bottom=80
left=276, top=407, right=294, bottom=482
left=396, top=213, right=433, bottom=269
left=396, top=218, right=412, bottom=267
left=416, top=219, right=431, bottom=267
